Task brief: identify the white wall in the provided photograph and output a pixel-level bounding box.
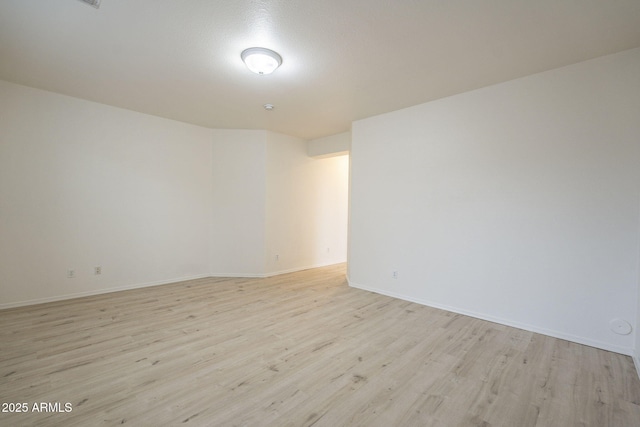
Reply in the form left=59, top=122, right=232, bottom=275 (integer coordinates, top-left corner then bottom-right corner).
left=210, top=129, right=349, bottom=277
left=0, top=81, right=213, bottom=308
left=210, top=130, right=267, bottom=276
left=266, top=132, right=349, bottom=274
left=307, top=131, right=351, bottom=158
left=349, top=48, right=640, bottom=355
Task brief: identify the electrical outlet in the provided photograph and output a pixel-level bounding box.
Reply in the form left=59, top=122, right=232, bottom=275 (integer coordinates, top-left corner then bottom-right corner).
left=67, top=269, right=75, bottom=278
left=275, top=254, right=280, bottom=261
left=94, top=266, right=102, bottom=275
left=392, top=270, right=398, bottom=279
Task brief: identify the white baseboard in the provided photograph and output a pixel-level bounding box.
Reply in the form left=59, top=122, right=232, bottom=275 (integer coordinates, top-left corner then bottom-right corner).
left=0, top=273, right=211, bottom=310
left=2, top=263, right=348, bottom=310
left=212, top=261, right=346, bottom=279
left=264, top=261, right=346, bottom=277
left=346, top=276, right=633, bottom=357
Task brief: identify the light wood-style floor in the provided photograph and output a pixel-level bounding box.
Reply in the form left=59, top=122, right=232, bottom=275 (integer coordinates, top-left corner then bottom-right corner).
left=1, top=264, right=639, bottom=426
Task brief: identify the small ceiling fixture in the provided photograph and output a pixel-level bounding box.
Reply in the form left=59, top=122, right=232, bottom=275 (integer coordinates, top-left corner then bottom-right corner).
left=241, top=47, right=282, bottom=75
left=263, top=104, right=274, bottom=110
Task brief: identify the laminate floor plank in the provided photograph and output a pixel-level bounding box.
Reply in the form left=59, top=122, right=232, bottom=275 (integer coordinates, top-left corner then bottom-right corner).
left=1, top=264, right=639, bottom=426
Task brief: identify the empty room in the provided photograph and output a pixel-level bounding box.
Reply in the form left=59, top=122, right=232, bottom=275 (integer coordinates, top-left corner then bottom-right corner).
left=1, top=1, right=640, bottom=426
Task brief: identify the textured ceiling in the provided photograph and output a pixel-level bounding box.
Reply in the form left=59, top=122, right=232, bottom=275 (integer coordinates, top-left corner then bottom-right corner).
left=1, top=0, right=640, bottom=139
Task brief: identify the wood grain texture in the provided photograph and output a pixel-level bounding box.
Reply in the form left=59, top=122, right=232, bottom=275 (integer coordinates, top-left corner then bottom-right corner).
left=1, top=264, right=639, bottom=426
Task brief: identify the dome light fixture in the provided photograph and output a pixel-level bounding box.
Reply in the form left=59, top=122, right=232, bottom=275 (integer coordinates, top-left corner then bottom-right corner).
left=241, top=47, right=282, bottom=75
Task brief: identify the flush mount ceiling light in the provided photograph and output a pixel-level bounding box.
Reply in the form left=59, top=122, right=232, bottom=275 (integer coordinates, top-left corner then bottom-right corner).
left=241, top=47, right=282, bottom=75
